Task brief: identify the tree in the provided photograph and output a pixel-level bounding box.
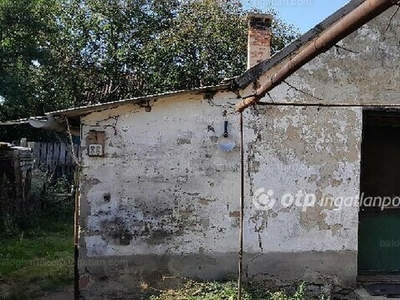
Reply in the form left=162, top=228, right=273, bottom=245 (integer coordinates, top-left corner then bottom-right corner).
left=0, top=0, right=62, bottom=120
left=0, top=0, right=299, bottom=127
left=143, top=0, right=247, bottom=92
left=144, top=1, right=300, bottom=92
left=51, top=0, right=180, bottom=104
left=269, top=9, right=299, bottom=54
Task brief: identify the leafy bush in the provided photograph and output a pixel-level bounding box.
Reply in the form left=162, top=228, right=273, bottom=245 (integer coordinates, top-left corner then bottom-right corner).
left=31, top=170, right=73, bottom=224
left=0, top=175, right=19, bottom=235
left=0, top=169, right=73, bottom=236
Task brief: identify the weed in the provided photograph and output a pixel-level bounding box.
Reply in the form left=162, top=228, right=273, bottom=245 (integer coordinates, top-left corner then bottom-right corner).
left=0, top=169, right=73, bottom=237
left=0, top=223, right=73, bottom=299
left=149, top=280, right=312, bottom=300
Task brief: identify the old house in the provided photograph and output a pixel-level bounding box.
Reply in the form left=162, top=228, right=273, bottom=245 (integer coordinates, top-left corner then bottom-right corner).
left=25, top=0, right=400, bottom=298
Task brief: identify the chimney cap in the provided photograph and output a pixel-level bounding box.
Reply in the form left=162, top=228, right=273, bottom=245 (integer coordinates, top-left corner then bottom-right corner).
left=247, top=13, right=273, bottom=30
left=246, top=13, right=273, bottom=22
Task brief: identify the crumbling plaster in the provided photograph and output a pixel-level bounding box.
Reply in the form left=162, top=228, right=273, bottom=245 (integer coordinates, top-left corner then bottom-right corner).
left=80, top=91, right=242, bottom=257
left=262, top=7, right=400, bottom=105
left=243, top=106, right=361, bottom=255
left=239, top=6, right=400, bottom=270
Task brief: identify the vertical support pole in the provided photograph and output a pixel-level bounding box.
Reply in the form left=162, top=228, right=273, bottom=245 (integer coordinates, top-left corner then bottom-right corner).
left=238, top=112, right=244, bottom=300
left=74, top=173, right=80, bottom=300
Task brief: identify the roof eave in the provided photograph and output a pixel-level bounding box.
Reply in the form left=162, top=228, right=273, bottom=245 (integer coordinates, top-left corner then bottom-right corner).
left=46, top=84, right=230, bottom=118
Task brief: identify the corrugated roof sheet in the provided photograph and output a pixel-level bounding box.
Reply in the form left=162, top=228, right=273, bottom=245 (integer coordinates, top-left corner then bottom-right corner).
left=0, top=141, right=31, bottom=151
left=0, top=118, right=30, bottom=125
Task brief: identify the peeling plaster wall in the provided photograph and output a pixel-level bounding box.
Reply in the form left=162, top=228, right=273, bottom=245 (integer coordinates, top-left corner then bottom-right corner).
left=238, top=8, right=400, bottom=288
left=79, top=91, right=246, bottom=297
left=78, top=96, right=361, bottom=298
left=242, top=106, right=361, bottom=288
left=78, top=9, right=399, bottom=298
left=80, top=92, right=241, bottom=258
left=244, top=106, right=361, bottom=251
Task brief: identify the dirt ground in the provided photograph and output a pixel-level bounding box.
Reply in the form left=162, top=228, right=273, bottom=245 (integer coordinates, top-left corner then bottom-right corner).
left=0, top=284, right=74, bottom=300
left=34, top=286, right=74, bottom=300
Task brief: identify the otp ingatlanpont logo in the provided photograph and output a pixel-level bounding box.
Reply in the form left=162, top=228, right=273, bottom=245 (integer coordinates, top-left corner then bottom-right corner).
left=252, top=188, right=276, bottom=211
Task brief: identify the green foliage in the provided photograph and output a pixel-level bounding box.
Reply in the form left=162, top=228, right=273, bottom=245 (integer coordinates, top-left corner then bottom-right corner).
left=51, top=0, right=180, bottom=104
left=0, top=0, right=299, bottom=132
left=0, top=223, right=73, bottom=299
left=0, top=168, right=73, bottom=298
left=268, top=282, right=306, bottom=300
left=149, top=280, right=312, bottom=300
left=270, top=10, right=300, bottom=55
left=0, top=175, right=17, bottom=235
left=0, top=0, right=68, bottom=119
left=144, top=0, right=248, bottom=92
left=0, top=170, right=73, bottom=237
left=32, top=171, right=73, bottom=223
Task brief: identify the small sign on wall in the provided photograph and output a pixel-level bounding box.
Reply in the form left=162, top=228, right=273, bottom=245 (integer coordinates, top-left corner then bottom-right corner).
left=87, top=130, right=105, bottom=157
left=88, top=144, right=103, bottom=156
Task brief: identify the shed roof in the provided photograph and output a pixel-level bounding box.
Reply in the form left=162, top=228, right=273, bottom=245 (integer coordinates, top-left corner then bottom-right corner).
left=45, top=84, right=230, bottom=118
left=0, top=141, right=31, bottom=151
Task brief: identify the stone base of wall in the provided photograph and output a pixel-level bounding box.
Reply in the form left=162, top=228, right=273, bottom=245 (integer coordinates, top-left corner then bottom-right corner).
left=78, top=251, right=357, bottom=299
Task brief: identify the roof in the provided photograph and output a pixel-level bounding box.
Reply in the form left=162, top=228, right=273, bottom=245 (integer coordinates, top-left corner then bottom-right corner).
left=0, top=118, right=30, bottom=125
left=46, top=84, right=229, bottom=118
left=0, top=141, right=10, bottom=148
left=0, top=141, right=31, bottom=151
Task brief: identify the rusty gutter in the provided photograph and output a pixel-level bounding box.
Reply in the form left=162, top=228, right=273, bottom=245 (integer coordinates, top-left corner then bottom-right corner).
left=235, top=0, right=397, bottom=112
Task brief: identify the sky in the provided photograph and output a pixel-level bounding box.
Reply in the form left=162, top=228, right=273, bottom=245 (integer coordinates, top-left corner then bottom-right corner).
left=243, top=0, right=350, bottom=33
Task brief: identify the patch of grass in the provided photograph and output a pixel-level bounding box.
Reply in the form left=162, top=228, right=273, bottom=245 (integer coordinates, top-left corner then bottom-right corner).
left=149, top=280, right=309, bottom=300
left=0, top=222, right=74, bottom=298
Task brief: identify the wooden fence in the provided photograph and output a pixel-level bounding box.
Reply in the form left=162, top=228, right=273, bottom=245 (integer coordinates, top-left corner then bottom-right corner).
left=31, top=142, right=80, bottom=179
left=0, top=142, right=34, bottom=201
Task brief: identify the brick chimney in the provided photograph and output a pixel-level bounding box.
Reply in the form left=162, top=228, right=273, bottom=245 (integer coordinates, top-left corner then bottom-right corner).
left=247, top=13, right=273, bottom=69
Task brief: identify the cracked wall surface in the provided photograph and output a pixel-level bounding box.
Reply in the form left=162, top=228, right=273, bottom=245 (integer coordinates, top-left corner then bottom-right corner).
left=244, top=106, right=361, bottom=252
left=78, top=8, right=399, bottom=298
left=80, top=92, right=241, bottom=257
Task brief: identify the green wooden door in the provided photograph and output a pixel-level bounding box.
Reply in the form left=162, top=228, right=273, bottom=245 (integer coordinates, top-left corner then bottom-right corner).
left=358, top=212, right=400, bottom=272
left=358, top=111, right=400, bottom=274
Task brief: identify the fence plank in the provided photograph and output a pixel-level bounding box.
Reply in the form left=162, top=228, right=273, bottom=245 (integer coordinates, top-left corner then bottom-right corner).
left=32, top=142, right=79, bottom=179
